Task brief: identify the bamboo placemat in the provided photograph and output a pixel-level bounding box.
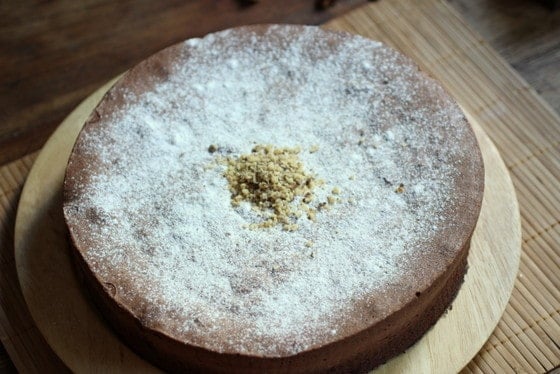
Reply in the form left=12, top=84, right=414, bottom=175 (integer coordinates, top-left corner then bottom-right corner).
left=1, top=0, right=559, bottom=372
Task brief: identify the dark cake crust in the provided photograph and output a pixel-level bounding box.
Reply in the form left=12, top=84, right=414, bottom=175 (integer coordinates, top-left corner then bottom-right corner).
left=70, top=233, right=471, bottom=373
left=63, top=24, right=484, bottom=373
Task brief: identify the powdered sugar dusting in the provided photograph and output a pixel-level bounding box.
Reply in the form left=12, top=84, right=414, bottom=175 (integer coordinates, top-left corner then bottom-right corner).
left=64, top=25, right=476, bottom=356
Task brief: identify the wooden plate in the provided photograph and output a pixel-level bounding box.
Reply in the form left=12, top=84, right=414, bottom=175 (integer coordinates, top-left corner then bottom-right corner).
left=14, top=80, right=521, bottom=373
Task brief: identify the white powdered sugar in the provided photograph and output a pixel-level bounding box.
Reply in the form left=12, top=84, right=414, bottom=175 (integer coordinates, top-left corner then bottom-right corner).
left=64, top=25, right=474, bottom=356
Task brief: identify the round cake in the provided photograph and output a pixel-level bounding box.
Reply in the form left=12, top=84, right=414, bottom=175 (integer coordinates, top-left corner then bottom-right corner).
left=63, top=25, right=484, bottom=373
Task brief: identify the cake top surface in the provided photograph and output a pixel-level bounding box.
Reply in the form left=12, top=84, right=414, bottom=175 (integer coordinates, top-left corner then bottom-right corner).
left=63, top=25, right=483, bottom=357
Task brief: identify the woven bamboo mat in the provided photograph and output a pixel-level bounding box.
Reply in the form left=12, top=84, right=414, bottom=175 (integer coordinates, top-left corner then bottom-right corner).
left=0, top=0, right=559, bottom=372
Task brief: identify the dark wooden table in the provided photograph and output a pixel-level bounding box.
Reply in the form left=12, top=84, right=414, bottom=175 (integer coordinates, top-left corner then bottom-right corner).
left=1, top=0, right=559, bottom=372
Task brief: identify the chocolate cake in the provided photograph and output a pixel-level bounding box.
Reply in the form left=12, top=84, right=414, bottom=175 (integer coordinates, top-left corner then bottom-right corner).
left=63, top=25, right=484, bottom=373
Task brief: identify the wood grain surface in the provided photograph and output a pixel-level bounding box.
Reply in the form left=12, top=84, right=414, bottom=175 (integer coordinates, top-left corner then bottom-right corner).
left=1, top=0, right=560, bottom=372
left=450, top=0, right=560, bottom=115
left=13, top=76, right=521, bottom=373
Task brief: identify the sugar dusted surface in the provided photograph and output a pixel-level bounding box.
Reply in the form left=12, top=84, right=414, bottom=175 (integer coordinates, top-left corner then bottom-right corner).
left=64, top=26, right=476, bottom=356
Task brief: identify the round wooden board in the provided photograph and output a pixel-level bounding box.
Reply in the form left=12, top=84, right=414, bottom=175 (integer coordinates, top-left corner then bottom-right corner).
left=14, top=80, right=521, bottom=373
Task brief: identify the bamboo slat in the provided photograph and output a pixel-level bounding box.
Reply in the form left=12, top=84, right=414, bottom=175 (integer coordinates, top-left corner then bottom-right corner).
left=0, top=153, right=68, bottom=373
left=1, top=0, right=559, bottom=372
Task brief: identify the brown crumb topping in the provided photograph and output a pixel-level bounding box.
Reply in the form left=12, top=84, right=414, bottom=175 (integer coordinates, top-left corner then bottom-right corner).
left=221, top=144, right=340, bottom=230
